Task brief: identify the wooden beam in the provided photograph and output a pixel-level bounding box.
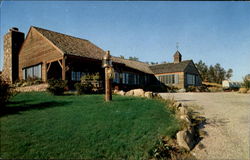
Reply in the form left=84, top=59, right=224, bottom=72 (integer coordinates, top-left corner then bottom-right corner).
left=47, top=62, right=52, bottom=72
left=46, top=57, right=63, bottom=64
left=58, top=60, right=63, bottom=69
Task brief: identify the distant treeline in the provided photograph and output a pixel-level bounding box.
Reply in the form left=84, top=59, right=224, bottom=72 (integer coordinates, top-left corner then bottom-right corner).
left=195, top=60, right=233, bottom=84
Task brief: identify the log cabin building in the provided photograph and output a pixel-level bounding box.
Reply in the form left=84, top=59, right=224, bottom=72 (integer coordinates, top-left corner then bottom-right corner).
left=2, top=26, right=201, bottom=90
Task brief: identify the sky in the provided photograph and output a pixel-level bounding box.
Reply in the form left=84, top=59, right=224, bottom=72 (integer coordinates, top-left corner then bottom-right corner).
left=0, top=1, right=249, bottom=81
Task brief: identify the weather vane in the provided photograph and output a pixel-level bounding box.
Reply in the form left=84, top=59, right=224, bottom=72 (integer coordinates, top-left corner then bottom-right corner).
left=176, top=42, right=179, bottom=50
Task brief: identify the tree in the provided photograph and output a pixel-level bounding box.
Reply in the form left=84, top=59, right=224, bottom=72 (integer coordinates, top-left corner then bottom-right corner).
left=242, top=74, right=250, bottom=89
left=119, top=55, right=125, bottom=59
left=213, top=63, right=226, bottom=84
left=196, top=60, right=233, bottom=84
left=226, top=68, right=233, bottom=80
left=195, top=60, right=208, bottom=81
left=208, top=65, right=215, bottom=82
left=128, top=56, right=139, bottom=61
left=150, top=62, right=158, bottom=65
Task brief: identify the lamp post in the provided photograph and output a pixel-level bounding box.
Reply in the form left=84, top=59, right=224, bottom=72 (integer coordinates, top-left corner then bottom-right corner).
left=102, top=50, right=112, bottom=101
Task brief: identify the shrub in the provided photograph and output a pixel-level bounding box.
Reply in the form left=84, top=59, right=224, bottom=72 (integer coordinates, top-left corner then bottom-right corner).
left=0, top=76, right=13, bottom=107
left=14, top=77, right=43, bottom=87
left=168, top=86, right=179, bottom=93
left=186, top=86, right=196, bottom=92
left=197, top=85, right=209, bottom=92
left=208, top=86, right=223, bottom=92
left=242, top=75, right=250, bottom=89
left=47, top=79, right=67, bottom=95
left=74, top=82, right=93, bottom=95
left=74, top=73, right=102, bottom=94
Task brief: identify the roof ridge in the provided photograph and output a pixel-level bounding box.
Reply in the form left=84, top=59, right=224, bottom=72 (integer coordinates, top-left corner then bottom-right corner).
left=112, top=56, right=149, bottom=65
left=32, top=26, right=89, bottom=42
left=149, top=60, right=192, bottom=66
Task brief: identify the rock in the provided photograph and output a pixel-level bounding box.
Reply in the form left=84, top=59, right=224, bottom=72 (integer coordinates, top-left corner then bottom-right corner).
left=125, top=90, right=134, bottom=96
left=132, top=89, right=145, bottom=97
left=152, top=92, right=157, bottom=97
left=174, top=102, right=182, bottom=109
left=247, top=90, right=250, bottom=94
left=117, top=90, right=125, bottom=96
left=144, top=91, right=153, bottom=98
left=152, top=93, right=161, bottom=99
left=178, top=89, right=186, bottom=93
left=179, top=106, right=188, bottom=115
left=176, top=130, right=195, bottom=151
left=238, top=88, right=248, bottom=93
left=180, top=115, right=191, bottom=124
left=113, top=89, right=119, bottom=94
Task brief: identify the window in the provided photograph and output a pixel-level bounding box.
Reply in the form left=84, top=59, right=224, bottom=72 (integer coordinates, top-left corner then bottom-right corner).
left=122, top=73, right=126, bottom=84
left=187, top=74, right=195, bottom=85
left=22, top=64, right=42, bottom=80
left=113, top=72, right=120, bottom=83
left=71, top=71, right=86, bottom=81
left=175, top=74, right=179, bottom=84
left=121, top=72, right=139, bottom=85
left=158, top=74, right=179, bottom=85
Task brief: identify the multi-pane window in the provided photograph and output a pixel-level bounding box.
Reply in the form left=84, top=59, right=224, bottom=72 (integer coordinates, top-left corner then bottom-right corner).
left=71, top=71, right=85, bottom=81
left=187, top=74, right=195, bottom=85
left=113, top=72, right=120, bottom=83
left=22, top=64, right=42, bottom=80
left=157, top=74, right=179, bottom=85
left=121, top=72, right=140, bottom=85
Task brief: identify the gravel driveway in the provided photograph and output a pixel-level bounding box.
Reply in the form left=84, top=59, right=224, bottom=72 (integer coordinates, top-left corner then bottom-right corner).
left=160, top=92, right=250, bottom=160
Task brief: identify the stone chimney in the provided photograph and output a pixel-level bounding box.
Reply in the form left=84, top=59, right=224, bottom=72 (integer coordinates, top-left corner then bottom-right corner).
left=173, top=50, right=182, bottom=63
left=2, top=27, right=25, bottom=83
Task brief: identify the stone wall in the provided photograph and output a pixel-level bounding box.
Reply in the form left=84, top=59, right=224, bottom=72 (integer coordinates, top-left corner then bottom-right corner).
left=2, top=32, right=12, bottom=82
left=15, top=83, right=49, bottom=92
left=2, top=28, right=25, bottom=83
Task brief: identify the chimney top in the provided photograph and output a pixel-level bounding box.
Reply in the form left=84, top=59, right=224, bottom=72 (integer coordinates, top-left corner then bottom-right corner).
left=9, top=27, right=19, bottom=32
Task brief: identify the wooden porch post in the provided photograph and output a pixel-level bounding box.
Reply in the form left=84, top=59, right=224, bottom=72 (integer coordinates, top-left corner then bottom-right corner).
left=43, top=61, right=47, bottom=82
left=61, top=56, right=68, bottom=81
left=62, top=57, right=66, bottom=80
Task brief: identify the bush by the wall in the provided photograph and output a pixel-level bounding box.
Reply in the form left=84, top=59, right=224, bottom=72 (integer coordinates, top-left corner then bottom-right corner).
left=74, top=73, right=102, bottom=94
left=14, top=77, right=43, bottom=87
left=74, top=82, right=93, bottom=95
left=47, top=79, right=67, bottom=95
left=197, top=85, right=209, bottom=92
left=186, top=86, right=196, bottom=92
left=0, top=76, right=13, bottom=107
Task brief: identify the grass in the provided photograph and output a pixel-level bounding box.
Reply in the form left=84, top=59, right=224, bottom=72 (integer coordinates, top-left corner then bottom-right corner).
left=0, top=92, right=180, bottom=159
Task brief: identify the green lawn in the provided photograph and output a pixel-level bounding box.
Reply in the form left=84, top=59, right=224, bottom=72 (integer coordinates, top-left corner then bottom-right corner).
left=0, top=92, right=179, bottom=159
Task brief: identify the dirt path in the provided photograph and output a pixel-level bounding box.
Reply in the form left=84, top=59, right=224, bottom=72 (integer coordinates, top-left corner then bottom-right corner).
left=160, top=92, right=250, bottom=160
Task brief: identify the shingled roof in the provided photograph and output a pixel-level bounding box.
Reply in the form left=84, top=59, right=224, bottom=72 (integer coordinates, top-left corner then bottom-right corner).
left=149, top=60, right=192, bottom=74
left=112, top=57, right=153, bottom=74
left=33, top=26, right=106, bottom=60
left=32, top=26, right=153, bottom=74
